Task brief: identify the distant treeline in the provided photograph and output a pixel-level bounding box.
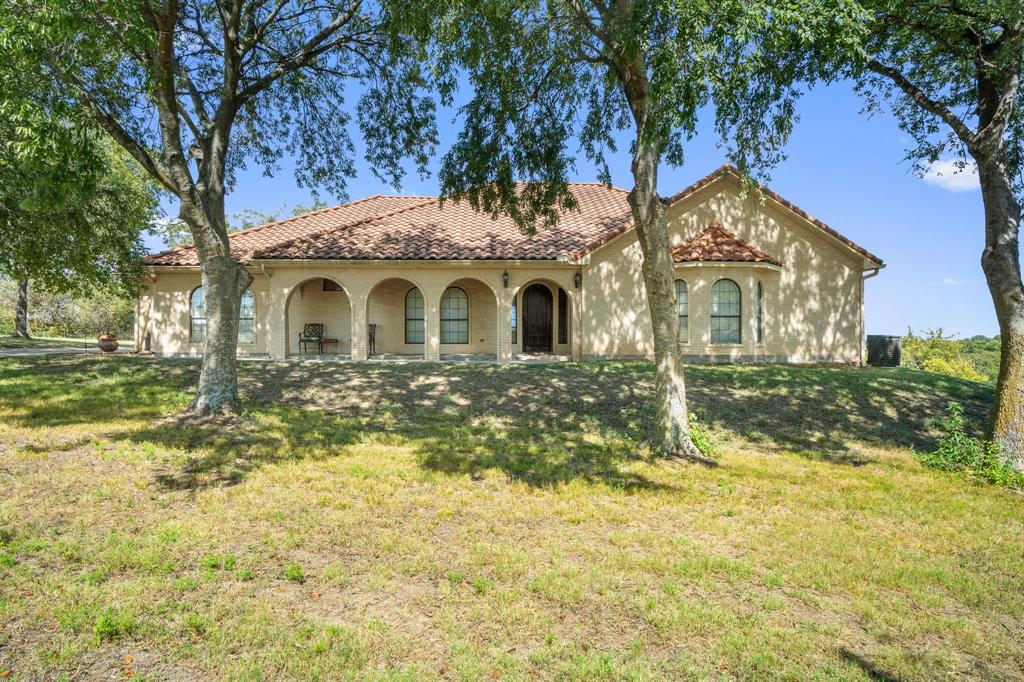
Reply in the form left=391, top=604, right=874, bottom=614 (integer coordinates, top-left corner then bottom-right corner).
left=901, top=329, right=1001, bottom=384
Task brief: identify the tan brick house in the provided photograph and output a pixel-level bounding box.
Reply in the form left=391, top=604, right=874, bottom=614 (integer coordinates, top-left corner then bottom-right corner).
left=136, top=165, right=884, bottom=363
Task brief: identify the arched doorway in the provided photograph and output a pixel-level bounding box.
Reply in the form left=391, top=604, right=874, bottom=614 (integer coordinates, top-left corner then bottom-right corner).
left=522, top=283, right=553, bottom=352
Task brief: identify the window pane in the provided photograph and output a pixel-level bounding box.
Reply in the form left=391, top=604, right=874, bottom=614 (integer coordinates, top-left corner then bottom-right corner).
left=440, top=287, right=469, bottom=344
left=191, top=319, right=207, bottom=344
left=675, top=280, right=688, bottom=344
left=711, top=280, right=741, bottom=344
left=239, top=290, right=254, bottom=318
left=190, top=287, right=206, bottom=343
left=756, top=282, right=763, bottom=344
left=511, top=296, right=517, bottom=343
left=406, top=319, right=424, bottom=344
left=405, top=288, right=425, bottom=343
left=238, top=318, right=254, bottom=344
left=191, top=287, right=205, bottom=319
left=558, top=288, right=568, bottom=344
left=441, top=319, right=469, bottom=344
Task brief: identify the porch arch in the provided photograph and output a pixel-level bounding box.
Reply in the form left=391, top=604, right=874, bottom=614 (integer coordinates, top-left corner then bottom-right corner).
left=365, top=277, right=428, bottom=358
left=438, top=276, right=498, bottom=360
left=510, top=277, right=577, bottom=357
left=284, top=276, right=352, bottom=356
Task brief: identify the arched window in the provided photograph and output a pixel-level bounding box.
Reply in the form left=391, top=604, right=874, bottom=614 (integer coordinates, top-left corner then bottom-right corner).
left=190, top=287, right=206, bottom=343
left=675, top=280, right=689, bottom=344
left=440, top=286, right=469, bottom=344
left=755, top=281, right=764, bottom=344
left=511, top=294, right=518, bottom=344
left=558, top=288, right=569, bottom=344
left=238, top=289, right=255, bottom=344
left=710, top=279, right=741, bottom=344
left=190, top=286, right=255, bottom=344
left=405, top=287, right=425, bottom=344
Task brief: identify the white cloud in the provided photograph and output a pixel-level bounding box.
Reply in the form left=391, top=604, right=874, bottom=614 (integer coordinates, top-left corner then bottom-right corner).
left=930, top=277, right=969, bottom=287
left=922, top=159, right=980, bottom=192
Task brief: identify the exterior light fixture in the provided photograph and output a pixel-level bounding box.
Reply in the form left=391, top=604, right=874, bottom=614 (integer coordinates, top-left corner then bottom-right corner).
left=502, top=270, right=509, bottom=288
left=574, top=269, right=582, bottom=289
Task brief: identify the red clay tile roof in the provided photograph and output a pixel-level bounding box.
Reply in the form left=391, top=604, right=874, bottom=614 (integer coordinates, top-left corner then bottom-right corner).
left=143, top=166, right=881, bottom=267
left=252, top=183, right=633, bottom=261
left=142, top=195, right=433, bottom=266
left=671, top=222, right=782, bottom=266
left=662, top=164, right=884, bottom=266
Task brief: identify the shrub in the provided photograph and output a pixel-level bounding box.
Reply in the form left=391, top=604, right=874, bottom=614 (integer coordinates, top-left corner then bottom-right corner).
left=919, top=402, right=1024, bottom=488
left=901, top=328, right=987, bottom=383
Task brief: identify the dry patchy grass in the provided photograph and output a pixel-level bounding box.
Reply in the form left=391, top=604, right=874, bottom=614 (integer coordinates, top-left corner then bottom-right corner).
left=0, top=356, right=1020, bottom=681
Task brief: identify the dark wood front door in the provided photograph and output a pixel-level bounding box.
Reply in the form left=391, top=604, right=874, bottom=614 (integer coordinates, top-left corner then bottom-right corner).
left=523, top=284, right=553, bottom=352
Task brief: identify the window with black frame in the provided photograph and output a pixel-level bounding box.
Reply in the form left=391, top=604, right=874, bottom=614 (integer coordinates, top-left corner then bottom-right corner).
left=440, top=287, right=469, bottom=344
left=405, top=287, right=425, bottom=344
left=710, top=279, right=741, bottom=344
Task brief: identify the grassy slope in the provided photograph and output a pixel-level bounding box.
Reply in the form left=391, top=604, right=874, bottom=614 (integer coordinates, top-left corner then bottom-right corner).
left=0, top=357, right=1020, bottom=681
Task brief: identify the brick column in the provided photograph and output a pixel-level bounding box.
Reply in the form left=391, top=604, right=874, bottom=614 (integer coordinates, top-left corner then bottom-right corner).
left=424, top=290, right=440, bottom=361
left=496, top=293, right=513, bottom=362
left=267, top=283, right=288, bottom=359
left=350, top=292, right=369, bottom=360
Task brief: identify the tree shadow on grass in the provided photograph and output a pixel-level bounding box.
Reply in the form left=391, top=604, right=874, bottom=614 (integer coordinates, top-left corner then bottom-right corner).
left=1, top=356, right=995, bottom=490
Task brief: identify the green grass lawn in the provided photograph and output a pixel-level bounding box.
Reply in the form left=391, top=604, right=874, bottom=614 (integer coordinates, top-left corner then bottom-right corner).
left=0, top=356, right=1020, bottom=681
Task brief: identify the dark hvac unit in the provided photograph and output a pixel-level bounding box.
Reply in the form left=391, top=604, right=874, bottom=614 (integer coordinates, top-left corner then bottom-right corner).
left=866, top=335, right=901, bottom=367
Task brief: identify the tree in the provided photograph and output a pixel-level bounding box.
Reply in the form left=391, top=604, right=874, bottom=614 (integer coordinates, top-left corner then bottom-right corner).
left=853, top=1, right=1024, bottom=466
left=3, top=0, right=437, bottom=413
left=430, top=0, right=859, bottom=456
left=0, top=50, right=158, bottom=337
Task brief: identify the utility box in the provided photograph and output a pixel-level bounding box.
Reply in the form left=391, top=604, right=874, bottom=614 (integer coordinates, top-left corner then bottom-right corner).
left=866, top=335, right=901, bottom=367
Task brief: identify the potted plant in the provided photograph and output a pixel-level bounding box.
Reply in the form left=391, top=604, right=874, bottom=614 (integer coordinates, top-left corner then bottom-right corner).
left=90, top=292, right=129, bottom=353
left=97, top=331, right=119, bottom=353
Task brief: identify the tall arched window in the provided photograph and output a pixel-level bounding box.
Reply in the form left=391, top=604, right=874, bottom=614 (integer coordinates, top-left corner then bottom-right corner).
left=710, top=279, right=741, bottom=344
left=755, top=281, right=764, bottom=344
left=675, top=279, right=689, bottom=344
left=440, top=286, right=469, bottom=344
left=238, top=289, right=255, bottom=344
left=405, top=287, right=425, bottom=344
left=190, top=287, right=206, bottom=343
left=190, top=286, right=255, bottom=344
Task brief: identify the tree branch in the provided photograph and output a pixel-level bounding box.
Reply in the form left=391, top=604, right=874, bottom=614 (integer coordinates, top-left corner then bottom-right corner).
left=867, top=58, right=977, bottom=145
left=45, top=60, right=178, bottom=193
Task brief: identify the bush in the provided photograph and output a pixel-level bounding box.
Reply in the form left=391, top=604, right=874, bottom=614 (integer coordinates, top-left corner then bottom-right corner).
left=919, top=402, right=1024, bottom=488
left=901, top=328, right=988, bottom=383
left=0, top=277, right=134, bottom=338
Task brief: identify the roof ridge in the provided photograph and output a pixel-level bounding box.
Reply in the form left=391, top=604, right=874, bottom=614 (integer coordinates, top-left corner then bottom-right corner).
left=250, top=196, right=439, bottom=259
left=143, top=193, right=438, bottom=261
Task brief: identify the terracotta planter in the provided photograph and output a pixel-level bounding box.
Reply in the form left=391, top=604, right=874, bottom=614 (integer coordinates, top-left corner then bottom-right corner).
left=97, top=334, right=119, bottom=353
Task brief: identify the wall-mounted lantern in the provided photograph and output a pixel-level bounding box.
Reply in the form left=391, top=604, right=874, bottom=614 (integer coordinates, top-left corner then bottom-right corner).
left=502, top=270, right=509, bottom=288
left=574, top=269, right=582, bottom=289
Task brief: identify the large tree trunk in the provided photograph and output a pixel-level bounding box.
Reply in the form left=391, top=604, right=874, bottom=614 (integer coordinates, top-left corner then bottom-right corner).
left=976, top=149, right=1024, bottom=468
left=628, top=139, right=700, bottom=457
left=180, top=196, right=253, bottom=416
left=188, top=254, right=252, bottom=415
left=13, top=279, right=29, bottom=338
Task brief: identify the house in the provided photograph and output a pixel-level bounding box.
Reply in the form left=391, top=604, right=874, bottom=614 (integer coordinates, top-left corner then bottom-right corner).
left=136, top=165, right=884, bottom=363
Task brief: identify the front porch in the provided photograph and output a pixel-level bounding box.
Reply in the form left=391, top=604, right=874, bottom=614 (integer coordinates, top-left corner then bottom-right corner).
left=272, top=267, right=581, bottom=363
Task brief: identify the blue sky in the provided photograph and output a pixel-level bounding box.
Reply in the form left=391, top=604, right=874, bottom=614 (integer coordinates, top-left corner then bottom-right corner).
left=146, top=79, right=1001, bottom=338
